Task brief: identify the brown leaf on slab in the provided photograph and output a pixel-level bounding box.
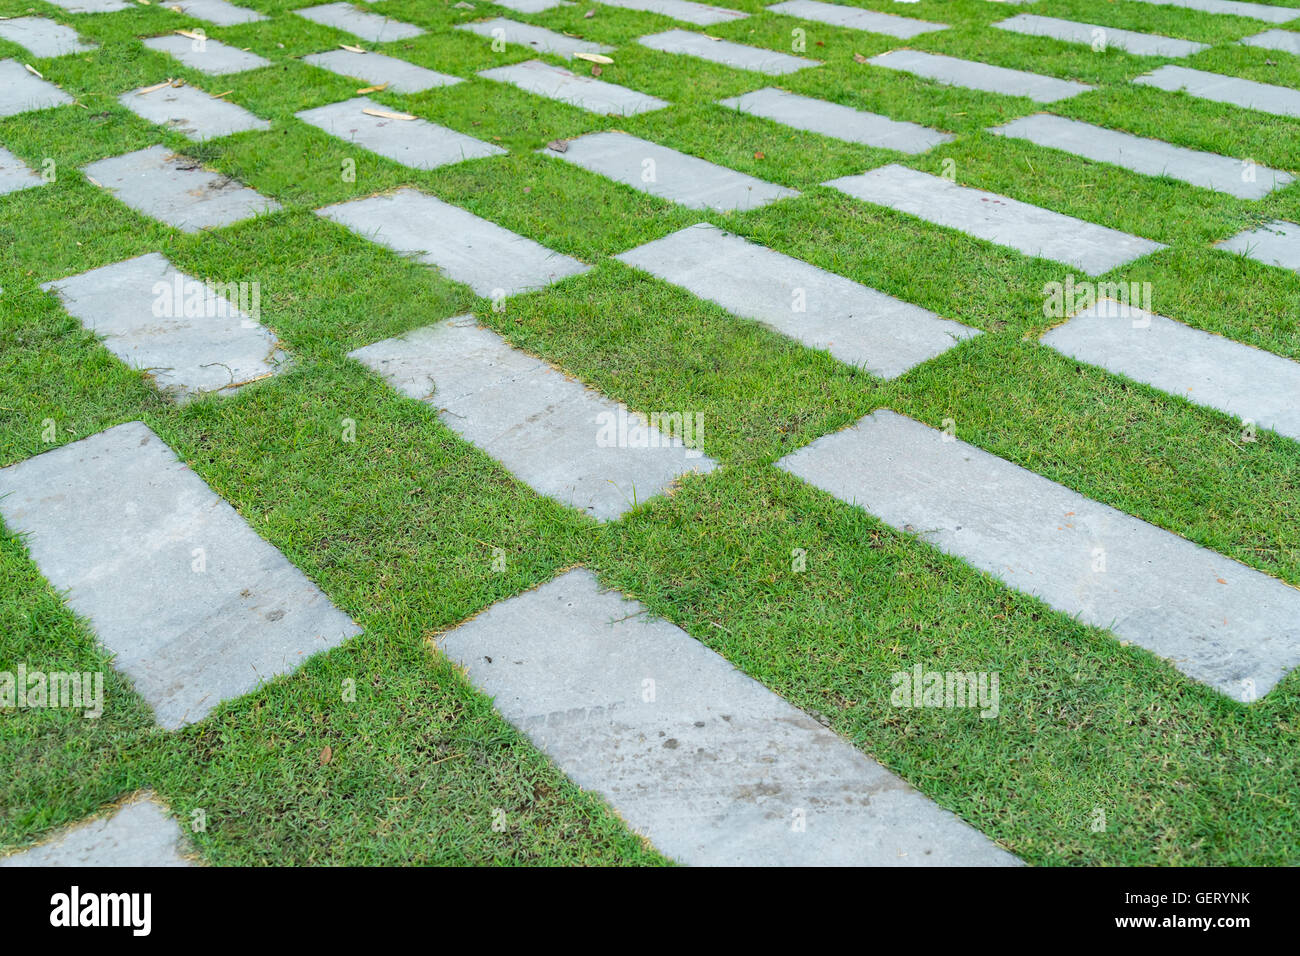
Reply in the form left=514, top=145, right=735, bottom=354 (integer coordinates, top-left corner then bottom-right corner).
left=546, top=139, right=569, bottom=153
left=362, top=107, right=415, bottom=120
left=136, top=81, right=172, bottom=95
left=340, top=43, right=366, bottom=53
left=356, top=83, right=389, bottom=94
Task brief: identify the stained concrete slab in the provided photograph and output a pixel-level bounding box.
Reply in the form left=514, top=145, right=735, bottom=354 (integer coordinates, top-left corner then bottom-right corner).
left=989, top=113, right=1292, bottom=199
left=767, top=0, right=947, bottom=38
left=294, top=2, right=424, bottom=42
left=616, top=223, right=978, bottom=377
left=143, top=34, right=271, bottom=75
left=993, top=14, right=1209, bottom=58
left=83, top=145, right=282, bottom=233
left=1240, top=28, right=1300, bottom=54
left=1041, top=300, right=1300, bottom=441
left=717, top=87, right=952, bottom=153
left=479, top=59, right=667, bottom=115
left=455, top=18, right=614, bottom=59
left=0, top=146, right=43, bottom=196
left=119, top=83, right=271, bottom=142
left=1135, top=64, right=1300, bottom=118
left=0, top=422, right=363, bottom=729
left=0, top=59, right=73, bottom=117
left=41, top=252, right=287, bottom=402
left=302, top=49, right=463, bottom=94
left=41, top=0, right=131, bottom=12
left=495, top=0, right=573, bottom=11
left=170, top=0, right=268, bottom=25
left=824, top=164, right=1164, bottom=274
left=0, top=795, right=193, bottom=867
left=439, top=569, right=1019, bottom=865
left=598, top=0, right=748, bottom=26
left=0, top=17, right=97, bottom=58
left=776, top=409, right=1300, bottom=702
left=296, top=96, right=505, bottom=170
left=542, top=130, right=798, bottom=212
left=317, top=187, right=589, bottom=296
left=1219, top=219, right=1300, bottom=272
left=868, top=49, right=1092, bottom=102
left=350, top=319, right=716, bottom=521
left=1123, top=0, right=1300, bottom=24
left=638, top=28, right=820, bottom=74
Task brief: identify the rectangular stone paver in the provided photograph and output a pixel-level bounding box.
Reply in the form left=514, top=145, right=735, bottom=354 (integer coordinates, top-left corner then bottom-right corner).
left=638, top=28, right=820, bottom=75
left=496, top=0, right=573, bottom=11
left=296, top=96, right=505, bottom=170
left=41, top=252, right=287, bottom=402
left=776, top=410, right=1300, bottom=702
left=83, top=145, right=282, bottom=233
left=543, top=131, right=798, bottom=212
left=120, top=83, right=271, bottom=142
left=302, top=49, right=463, bottom=94
left=350, top=319, right=717, bottom=521
left=0, top=59, right=73, bottom=117
left=439, top=569, right=1019, bottom=865
left=616, top=223, right=978, bottom=378
left=993, top=14, right=1209, bottom=58
left=1241, top=29, right=1300, bottom=54
left=0, top=796, right=192, bottom=867
left=294, top=3, right=424, bottom=42
left=768, top=0, right=947, bottom=38
left=40, top=0, right=130, bottom=12
left=0, top=17, right=96, bottom=58
left=0, top=146, right=43, bottom=196
left=0, top=422, right=363, bottom=729
left=824, top=164, right=1164, bottom=274
left=456, top=18, right=614, bottom=59
left=1135, top=64, right=1300, bottom=118
left=479, top=59, right=668, bottom=116
left=868, top=49, right=1092, bottom=102
left=1041, top=300, right=1300, bottom=441
left=170, top=0, right=267, bottom=25
left=1124, top=0, right=1300, bottom=24
left=599, top=0, right=748, bottom=26
left=717, top=87, right=952, bottom=153
left=143, top=34, right=271, bottom=75
left=989, top=113, right=1292, bottom=199
left=1219, top=219, right=1300, bottom=272
left=317, top=187, right=589, bottom=296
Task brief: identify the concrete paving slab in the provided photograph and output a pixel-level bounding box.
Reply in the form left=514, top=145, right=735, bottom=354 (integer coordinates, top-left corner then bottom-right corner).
left=316, top=187, right=589, bottom=296
left=0, top=146, right=43, bottom=196
left=0, top=17, right=96, bottom=57
left=456, top=17, right=613, bottom=58
left=1124, top=0, right=1300, bottom=24
left=496, top=0, right=573, bottom=11
left=1041, top=300, right=1300, bottom=441
left=616, top=223, right=977, bottom=377
left=0, top=59, right=73, bottom=117
left=41, top=252, right=287, bottom=402
left=41, top=0, right=131, bottom=12
left=598, top=0, right=747, bottom=26
left=993, top=13, right=1209, bottom=57
left=989, top=113, right=1292, bottom=199
left=638, top=28, right=820, bottom=74
left=776, top=409, right=1300, bottom=702
left=296, top=96, right=504, bottom=170
left=0, top=795, right=192, bottom=867
left=302, top=48, right=462, bottom=94
left=119, top=83, right=271, bottom=142
left=717, top=86, right=952, bottom=153
left=170, top=0, right=267, bottom=25
left=83, top=145, right=282, bottom=233
left=543, top=130, right=799, bottom=211
left=350, top=319, right=717, bottom=521
left=479, top=59, right=667, bottom=115
left=767, top=0, right=946, bottom=38
left=1135, top=64, right=1300, bottom=118
left=143, top=34, right=271, bottom=75
left=0, top=422, right=363, bottom=729
left=825, top=164, right=1163, bottom=274
left=868, top=49, right=1092, bottom=102
left=294, top=2, right=424, bottom=42
left=439, top=568, right=1019, bottom=865
left=1219, top=219, right=1300, bottom=271
left=1240, top=28, right=1300, bottom=54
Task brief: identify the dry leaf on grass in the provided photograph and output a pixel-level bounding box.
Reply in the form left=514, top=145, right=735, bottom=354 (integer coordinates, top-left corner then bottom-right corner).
left=319, top=746, right=332, bottom=765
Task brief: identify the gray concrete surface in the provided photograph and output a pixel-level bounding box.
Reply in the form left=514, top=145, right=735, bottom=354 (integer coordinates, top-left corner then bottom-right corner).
left=0, top=145, right=42, bottom=196
left=993, top=13, right=1208, bottom=57
left=294, top=2, right=424, bottom=42
left=1219, top=219, right=1300, bottom=272
left=0, top=795, right=193, bottom=867
left=1135, top=65, right=1300, bottom=119
left=638, top=29, right=820, bottom=74
left=479, top=59, right=668, bottom=115
left=1240, top=29, right=1300, bottom=54
left=0, top=17, right=96, bottom=57
left=170, top=0, right=267, bottom=25
left=600, top=0, right=747, bottom=25
left=119, top=83, right=271, bottom=142
left=296, top=96, right=505, bottom=170
left=303, top=48, right=462, bottom=94
left=768, top=0, right=946, bottom=38
left=869, top=49, right=1092, bottom=102
left=143, top=34, right=271, bottom=75
left=0, top=59, right=73, bottom=117
left=456, top=18, right=614, bottom=58
left=1124, top=0, right=1299, bottom=23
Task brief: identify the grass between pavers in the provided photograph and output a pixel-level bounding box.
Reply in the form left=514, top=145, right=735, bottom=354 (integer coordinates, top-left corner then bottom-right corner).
left=0, top=0, right=1298, bottom=864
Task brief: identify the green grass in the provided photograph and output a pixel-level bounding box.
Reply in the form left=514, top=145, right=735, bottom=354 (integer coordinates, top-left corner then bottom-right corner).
left=1, top=0, right=1299, bottom=865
